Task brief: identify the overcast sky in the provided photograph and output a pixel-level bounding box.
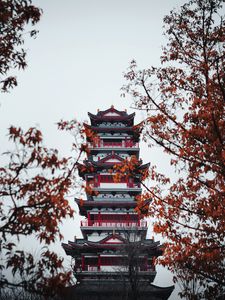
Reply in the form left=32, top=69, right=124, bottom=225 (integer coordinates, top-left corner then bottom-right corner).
left=0, top=1, right=188, bottom=299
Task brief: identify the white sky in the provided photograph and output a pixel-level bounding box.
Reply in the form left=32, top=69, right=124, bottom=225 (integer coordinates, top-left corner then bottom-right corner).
left=0, top=1, right=188, bottom=299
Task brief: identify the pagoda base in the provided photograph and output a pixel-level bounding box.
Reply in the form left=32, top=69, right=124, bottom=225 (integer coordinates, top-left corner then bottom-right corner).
left=62, top=281, right=174, bottom=300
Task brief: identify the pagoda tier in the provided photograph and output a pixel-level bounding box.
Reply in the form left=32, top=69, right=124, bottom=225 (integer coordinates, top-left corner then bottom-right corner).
left=62, top=233, right=161, bottom=283
left=84, top=122, right=135, bottom=133
left=75, top=195, right=137, bottom=212
left=75, top=198, right=149, bottom=216
left=77, top=159, right=150, bottom=178
left=63, top=234, right=161, bottom=256
left=88, top=106, right=135, bottom=126
left=62, top=106, right=174, bottom=300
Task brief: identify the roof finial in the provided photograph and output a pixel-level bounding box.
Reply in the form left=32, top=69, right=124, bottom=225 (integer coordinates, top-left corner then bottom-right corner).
left=97, top=108, right=99, bottom=112
left=111, top=105, right=114, bottom=109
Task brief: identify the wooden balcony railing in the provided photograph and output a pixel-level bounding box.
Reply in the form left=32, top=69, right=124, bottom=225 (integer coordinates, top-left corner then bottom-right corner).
left=89, top=141, right=139, bottom=149
left=80, top=220, right=147, bottom=228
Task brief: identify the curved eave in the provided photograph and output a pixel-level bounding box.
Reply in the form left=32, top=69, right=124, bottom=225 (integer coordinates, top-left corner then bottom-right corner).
left=82, top=160, right=149, bottom=171
left=75, top=199, right=137, bottom=206
left=132, top=124, right=143, bottom=141
left=77, top=162, right=96, bottom=179
left=66, top=240, right=161, bottom=250
left=63, top=246, right=162, bottom=257
left=63, top=283, right=174, bottom=300
left=75, top=199, right=137, bottom=214
left=137, top=162, right=150, bottom=171
left=84, top=122, right=138, bottom=137
left=63, top=284, right=174, bottom=300
left=90, top=162, right=121, bottom=168
left=133, top=122, right=144, bottom=133
left=62, top=240, right=163, bottom=257
left=88, top=112, right=135, bottom=121
left=87, top=126, right=135, bottom=133
left=62, top=242, right=74, bottom=256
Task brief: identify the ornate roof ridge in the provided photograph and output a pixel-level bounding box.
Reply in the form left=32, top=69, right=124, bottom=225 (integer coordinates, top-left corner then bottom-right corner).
left=88, top=106, right=135, bottom=120
left=94, top=152, right=124, bottom=164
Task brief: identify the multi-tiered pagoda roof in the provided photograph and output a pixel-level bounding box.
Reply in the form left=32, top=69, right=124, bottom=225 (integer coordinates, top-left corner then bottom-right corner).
left=62, top=106, right=174, bottom=300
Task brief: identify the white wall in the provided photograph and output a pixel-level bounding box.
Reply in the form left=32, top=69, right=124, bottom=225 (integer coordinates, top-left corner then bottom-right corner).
left=100, top=183, right=127, bottom=188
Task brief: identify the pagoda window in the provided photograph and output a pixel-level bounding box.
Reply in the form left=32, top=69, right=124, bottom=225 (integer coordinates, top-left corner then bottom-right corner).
left=100, top=175, right=113, bottom=183
left=100, top=175, right=127, bottom=184
left=129, top=214, right=138, bottom=221
left=93, top=214, right=99, bottom=221
left=103, top=140, right=122, bottom=147
left=98, top=214, right=138, bottom=223
left=101, top=257, right=124, bottom=266
left=85, top=257, right=98, bottom=266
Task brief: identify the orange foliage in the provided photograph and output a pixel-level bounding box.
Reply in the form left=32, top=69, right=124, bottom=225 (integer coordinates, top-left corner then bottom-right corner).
left=123, top=0, right=225, bottom=298
left=0, top=124, right=88, bottom=295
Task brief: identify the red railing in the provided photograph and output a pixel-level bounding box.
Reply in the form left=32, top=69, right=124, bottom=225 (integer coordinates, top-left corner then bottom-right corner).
left=81, top=220, right=147, bottom=228
left=90, top=183, right=141, bottom=189
left=89, top=141, right=139, bottom=149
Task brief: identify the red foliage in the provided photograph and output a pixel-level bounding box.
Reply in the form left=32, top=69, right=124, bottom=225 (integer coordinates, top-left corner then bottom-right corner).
left=123, top=0, right=225, bottom=298
left=0, top=123, right=89, bottom=295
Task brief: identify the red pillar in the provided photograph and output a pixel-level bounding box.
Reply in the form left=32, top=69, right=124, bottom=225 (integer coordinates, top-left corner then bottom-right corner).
left=98, top=212, right=101, bottom=226
left=126, top=213, right=129, bottom=226
left=82, top=255, right=85, bottom=271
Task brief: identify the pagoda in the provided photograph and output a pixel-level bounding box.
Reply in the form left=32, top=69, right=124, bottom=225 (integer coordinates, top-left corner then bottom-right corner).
left=62, top=106, right=174, bottom=300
